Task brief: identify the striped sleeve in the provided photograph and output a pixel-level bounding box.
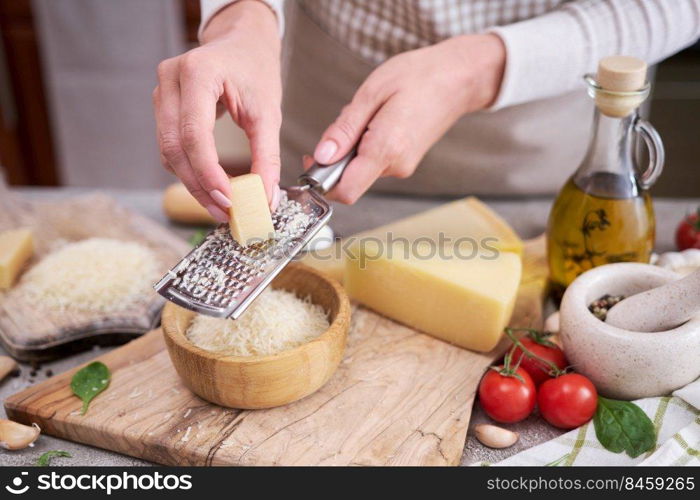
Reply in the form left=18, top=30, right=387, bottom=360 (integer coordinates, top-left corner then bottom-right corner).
left=489, top=0, right=700, bottom=109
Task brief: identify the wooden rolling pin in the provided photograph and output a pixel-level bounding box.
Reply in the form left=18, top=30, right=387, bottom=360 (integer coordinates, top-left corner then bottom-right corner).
left=162, top=183, right=216, bottom=225
left=606, top=269, right=700, bottom=332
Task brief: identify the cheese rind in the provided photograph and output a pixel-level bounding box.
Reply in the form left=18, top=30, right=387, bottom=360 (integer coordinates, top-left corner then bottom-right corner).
left=344, top=241, right=522, bottom=352
left=301, top=197, right=522, bottom=282
left=0, top=229, right=34, bottom=289
left=228, top=174, right=274, bottom=246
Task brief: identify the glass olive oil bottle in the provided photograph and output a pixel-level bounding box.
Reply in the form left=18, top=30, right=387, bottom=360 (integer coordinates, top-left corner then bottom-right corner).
left=547, top=57, right=664, bottom=298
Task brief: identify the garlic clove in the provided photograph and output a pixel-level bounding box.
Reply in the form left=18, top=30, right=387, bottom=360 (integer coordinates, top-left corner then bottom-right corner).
left=656, top=249, right=700, bottom=276
left=544, top=311, right=560, bottom=335
left=474, top=424, right=519, bottom=449
left=0, top=420, right=41, bottom=450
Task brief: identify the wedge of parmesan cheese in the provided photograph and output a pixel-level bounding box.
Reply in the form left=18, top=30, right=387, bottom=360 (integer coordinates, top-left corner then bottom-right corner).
left=228, top=174, right=274, bottom=246
left=301, top=197, right=522, bottom=282
left=345, top=241, right=522, bottom=352
left=0, top=228, right=34, bottom=290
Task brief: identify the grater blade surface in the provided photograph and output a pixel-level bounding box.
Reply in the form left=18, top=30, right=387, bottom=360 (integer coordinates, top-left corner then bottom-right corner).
left=154, top=187, right=332, bottom=319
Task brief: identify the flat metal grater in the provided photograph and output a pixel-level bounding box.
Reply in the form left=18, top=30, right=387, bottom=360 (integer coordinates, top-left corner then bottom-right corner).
left=154, top=148, right=356, bottom=319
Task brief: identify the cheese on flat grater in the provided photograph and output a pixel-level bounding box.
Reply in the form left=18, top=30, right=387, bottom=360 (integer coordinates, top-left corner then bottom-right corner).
left=344, top=241, right=521, bottom=352
left=16, top=238, right=159, bottom=313
left=228, top=174, right=274, bottom=246
left=301, top=197, right=522, bottom=282
left=0, top=228, right=34, bottom=289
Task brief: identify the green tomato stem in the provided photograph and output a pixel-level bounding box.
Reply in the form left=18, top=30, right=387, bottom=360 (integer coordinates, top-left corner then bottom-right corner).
left=504, top=327, right=564, bottom=377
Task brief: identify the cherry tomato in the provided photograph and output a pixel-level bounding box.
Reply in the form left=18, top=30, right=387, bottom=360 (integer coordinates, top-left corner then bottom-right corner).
left=479, top=367, right=536, bottom=424
left=512, top=336, right=568, bottom=386
left=538, top=373, right=598, bottom=429
left=676, top=209, right=700, bottom=250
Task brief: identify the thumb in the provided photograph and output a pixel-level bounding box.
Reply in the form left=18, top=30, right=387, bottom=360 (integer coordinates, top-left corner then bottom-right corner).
left=314, top=88, right=384, bottom=165
left=302, top=154, right=314, bottom=171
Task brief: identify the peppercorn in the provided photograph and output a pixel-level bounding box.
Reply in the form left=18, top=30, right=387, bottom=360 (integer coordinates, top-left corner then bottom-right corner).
left=588, top=294, right=625, bottom=321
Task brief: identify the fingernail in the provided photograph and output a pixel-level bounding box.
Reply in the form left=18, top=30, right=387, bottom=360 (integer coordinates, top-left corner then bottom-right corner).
left=314, top=140, right=338, bottom=164
left=209, top=189, right=231, bottom=208
left=270, top=185, right=281, bottom=212
left=302, top=155, right=314, bottom=170
left=206, top=204, right=229, bottom=223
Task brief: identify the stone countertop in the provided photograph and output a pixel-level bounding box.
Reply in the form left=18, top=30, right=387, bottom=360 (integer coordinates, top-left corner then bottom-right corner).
left=0, top=187, right=696, bottom=467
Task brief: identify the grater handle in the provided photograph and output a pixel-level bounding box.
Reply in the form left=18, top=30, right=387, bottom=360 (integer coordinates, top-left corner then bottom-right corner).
left=297, top=147, right=357, bottom=194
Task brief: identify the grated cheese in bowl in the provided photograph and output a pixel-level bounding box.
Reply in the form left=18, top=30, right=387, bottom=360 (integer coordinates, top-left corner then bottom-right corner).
left=16, top=237, right=161, bottom=314
left=186, top=288, right=330, bottom=357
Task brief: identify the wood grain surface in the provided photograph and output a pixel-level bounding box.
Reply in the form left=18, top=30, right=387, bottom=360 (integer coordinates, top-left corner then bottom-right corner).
left=0, top=186, right=190, bottom=360
left=5, top=238, right=546, bottom=466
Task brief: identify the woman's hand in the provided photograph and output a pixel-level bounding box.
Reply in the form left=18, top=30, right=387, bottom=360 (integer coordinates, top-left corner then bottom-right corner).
left=310, top=34, right=506, bottom=204
left=153, top=0, right=282, bottom=222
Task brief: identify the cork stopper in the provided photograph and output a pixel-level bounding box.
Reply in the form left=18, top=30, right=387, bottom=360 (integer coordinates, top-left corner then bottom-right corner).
left=593, top=56, right=649, bottom=117
left=597, top=56, right=647, bottom=92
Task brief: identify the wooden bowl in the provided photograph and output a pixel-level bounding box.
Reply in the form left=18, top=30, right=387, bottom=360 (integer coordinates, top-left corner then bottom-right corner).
left=162, top=263, right=351, bottom=409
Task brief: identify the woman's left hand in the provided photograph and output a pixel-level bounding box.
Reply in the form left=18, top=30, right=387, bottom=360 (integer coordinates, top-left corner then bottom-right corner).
left=309, top=34, right=506, bottom=204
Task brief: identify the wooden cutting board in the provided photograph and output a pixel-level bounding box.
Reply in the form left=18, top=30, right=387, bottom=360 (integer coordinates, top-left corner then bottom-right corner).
left=5, top=238, right=547, bottom=466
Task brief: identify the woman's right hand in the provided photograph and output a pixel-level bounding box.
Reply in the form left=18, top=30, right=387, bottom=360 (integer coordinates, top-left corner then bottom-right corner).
left=153, top=0, right=282, bottom=222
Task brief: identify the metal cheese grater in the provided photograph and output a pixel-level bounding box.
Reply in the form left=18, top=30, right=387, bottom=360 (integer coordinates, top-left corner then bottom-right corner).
left=154, top=149, right=356, bottom=319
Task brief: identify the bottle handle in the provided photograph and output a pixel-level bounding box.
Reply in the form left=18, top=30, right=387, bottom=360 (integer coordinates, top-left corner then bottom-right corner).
left=634, top=117, right=664, bottom=190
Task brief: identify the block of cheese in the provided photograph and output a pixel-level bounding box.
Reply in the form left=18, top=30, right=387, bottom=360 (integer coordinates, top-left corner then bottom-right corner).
left=163, top=183, right=216, bottom=225
left=345, top=241, right=522, bottom=352
left=228, top=174, right=274, bottom=246
left=301, top=197, right=522, bottom=282
left=0, top=228, right=34, bottom=289
left=299, top=244, right=344, bottom=282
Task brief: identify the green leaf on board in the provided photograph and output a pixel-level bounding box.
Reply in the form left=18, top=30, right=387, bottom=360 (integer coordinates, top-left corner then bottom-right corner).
left=70, top=361, right=110, bottom=415
left=189, top=228, right=208, bottom=247
left=36, top=450, right=71, bottom=466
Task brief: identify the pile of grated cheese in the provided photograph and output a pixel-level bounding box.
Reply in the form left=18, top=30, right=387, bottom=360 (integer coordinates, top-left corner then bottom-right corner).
left=16, top=237, right=161, bottom=314
left=186, top=288, right=329, bottom=357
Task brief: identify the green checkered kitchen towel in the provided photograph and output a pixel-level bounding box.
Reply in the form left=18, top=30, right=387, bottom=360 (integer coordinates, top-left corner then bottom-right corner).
left=488, top=377, right=700, bottom=466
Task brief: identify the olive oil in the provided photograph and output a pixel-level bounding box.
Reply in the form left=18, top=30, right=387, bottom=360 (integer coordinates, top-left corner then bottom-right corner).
left=547, top=173, right=654, bottom=298
left=546, top=56, right=664, bottom=298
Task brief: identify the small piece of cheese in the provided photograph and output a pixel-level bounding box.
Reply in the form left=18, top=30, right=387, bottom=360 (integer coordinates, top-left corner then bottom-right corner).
left=301, top=197, right=522, bottom=282
left=345, top=241, right=522, bottom=352
left=228, top=174, right=274, bottom=246
left=0, top=228, right=34, bottom=289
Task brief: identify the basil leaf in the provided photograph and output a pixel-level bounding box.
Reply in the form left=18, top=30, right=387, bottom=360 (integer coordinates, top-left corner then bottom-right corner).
left=593, top=397, right=656, bottom=458
left=70, top=361, right=110, bottom=415
left=189, top=228, right=208, bottom=247
left=36, top=450, right=71, bottom=466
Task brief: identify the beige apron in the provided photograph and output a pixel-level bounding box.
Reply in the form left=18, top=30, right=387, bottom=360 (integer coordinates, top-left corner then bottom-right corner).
left=280, top=2, right=591, bottom=197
